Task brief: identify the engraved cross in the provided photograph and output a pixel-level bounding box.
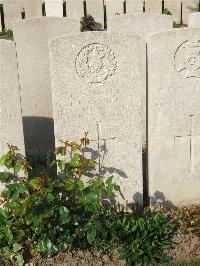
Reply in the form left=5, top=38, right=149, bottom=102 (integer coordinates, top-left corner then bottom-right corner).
left=90, top=121, right=117, bottom=172
left=174, top=115, right=200, bottom=173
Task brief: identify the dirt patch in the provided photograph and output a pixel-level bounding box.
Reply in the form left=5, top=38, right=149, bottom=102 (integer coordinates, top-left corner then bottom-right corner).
left=165, top=233, right=200, bottom=263
left=33, top=251, right=126, bottom=266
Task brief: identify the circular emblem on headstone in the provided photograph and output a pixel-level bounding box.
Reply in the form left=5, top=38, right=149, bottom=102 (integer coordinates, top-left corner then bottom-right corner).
left=75, top=43, right=117, bottom=84
left=174, top=40, right=200, bottom=79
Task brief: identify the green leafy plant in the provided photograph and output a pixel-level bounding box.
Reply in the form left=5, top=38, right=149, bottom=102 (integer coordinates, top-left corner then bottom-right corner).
left=0, top=135, right=175, bottom=265
left=163, top=8, right=172, bottom=15
left=80, top=14, right=103, bottom=32
left=0, top=29, right=13, bottom=40
left=0, top=136, right=122, bottom=265
left=117, top=206, right=175, bottom=265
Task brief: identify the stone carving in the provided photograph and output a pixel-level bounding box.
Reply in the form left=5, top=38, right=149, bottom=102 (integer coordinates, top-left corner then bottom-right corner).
left=174, top=40, right=200, bottom=78
left=174, top=115, right=200, bottom=173
left=75, top=43, right=117, bottom=84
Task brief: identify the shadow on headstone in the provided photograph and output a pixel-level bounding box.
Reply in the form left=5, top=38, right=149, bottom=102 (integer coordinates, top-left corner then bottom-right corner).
left=22, top=117, right=55, bottom=156
left=83, top=146, right=128, bottom=180
left=151, top=191, right=176, bottom=210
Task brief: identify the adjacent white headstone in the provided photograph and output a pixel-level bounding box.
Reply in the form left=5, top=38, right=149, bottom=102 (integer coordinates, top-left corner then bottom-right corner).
left=24, top=0, right=42, bottom=18
left=108, top=13, right=173, bottom=39
left=86, top=0, right=104, bottom=26
left=66, top=0, right=84, bottom=20
left=182, top=0, right=199, bottom=25
left=188, top=12, right=200, bottom=28
left=164, top=0, right=181, bottom=24
left=45, top=0, right=63, bottom=17
left=49, top=32, right=144, bottom=204
left=126, top=0, right=143, bottom=13
left=145, top=0, right=162, bottom=14
left=105, top=0, right=124, bottom=28
left=0, top=40, right=25, bottom=159
left=148, top=28, right=200, bottom=206
left=108, top=13, right=173, bottom=144
left=0, top=11, right=2, bottom=32
left=13, top=17, right=80, bottom=155
left=2, top=0, right=22, bottom=30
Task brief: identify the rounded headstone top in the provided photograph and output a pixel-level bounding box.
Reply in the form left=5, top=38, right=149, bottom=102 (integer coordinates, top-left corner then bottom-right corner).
left=188, top=12, right=200, bottom=28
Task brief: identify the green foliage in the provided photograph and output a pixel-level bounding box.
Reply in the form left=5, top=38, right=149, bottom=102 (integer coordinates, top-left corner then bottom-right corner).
left=0, top=137, right=175, bottom=265
left=80, top=14, right=103, bottom=32
left=163, top=8, right=172, bottom=15
left=117, top=207, right=175, bottom=265
left=0, top=29, right=13, bottom=40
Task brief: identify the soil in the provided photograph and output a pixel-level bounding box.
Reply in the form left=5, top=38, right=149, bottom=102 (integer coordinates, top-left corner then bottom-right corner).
left=165, top=233, right=200, bottom=263
left=32, top=234, right=200, bottom=266
left=33, top=251, right=126, bottom=266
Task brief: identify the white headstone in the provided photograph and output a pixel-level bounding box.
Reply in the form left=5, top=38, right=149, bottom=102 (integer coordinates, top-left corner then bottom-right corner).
left=45, top=0, right=63, bottom=17
left=108, top=13, right=173, bottom=144
left=126, top=0, right=143, bottom=13
left=13, top=17, right=80, bottom=155
left=0, top=11, right=2, bottom=32
left=105, top=0, right=124, bottom=28
left=2, top=0, right=22, bottom=30
left=188, top=12, right=200, bottom=28
left=66, top=0, right=84, bottom=20
left=108, top=13, right=173, bottom=39
left=24, top=0, right=42, bottom=18
left=164, top=0, right=181, bottom=24
left=86, top=0, right=104, bottom=26
left=182, top=0, right=199, bottom=25
left=148, top=28, right=200, bottom=206
left=49, top=32, right=144, bottom=204
left=0, top=40, right=25, bottom=159
left=145, top=0, right=162, bottom=14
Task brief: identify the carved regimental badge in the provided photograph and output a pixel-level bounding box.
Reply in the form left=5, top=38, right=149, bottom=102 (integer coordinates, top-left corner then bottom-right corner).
left=174, top=40, right=200, bottom=79
left=75, top=43, right=117, bottom=84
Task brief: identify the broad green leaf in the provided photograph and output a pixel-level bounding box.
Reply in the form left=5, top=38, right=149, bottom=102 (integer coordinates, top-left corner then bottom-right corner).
left=88, top=159, right=96, bottom=168
left=18, top=183, right=26, bottom=193
left=29, top=177, right=43, bottom=190
left=65, top=179, right=74, bottom=191
left=0, top=172, right=13, bottom=182
left=13, top=243, right=22, bottom=252
left=87, top=228, right=96, bottom=245
left=59, top=242, right=68, bottom=252
left=58, top=161, right=66, bottom=172
left=69, top=153, right=80, bottom=167
left=106, top=176, right=114, bottom=196
left=41, top=238, right=52, bottom=252
left=59, top=206, right=70, bottom=225
left=14, top=163, right=23, bottom=174
left=16, top=254, right=24, bottom=266
left=76, top=180, right=84, bottom=191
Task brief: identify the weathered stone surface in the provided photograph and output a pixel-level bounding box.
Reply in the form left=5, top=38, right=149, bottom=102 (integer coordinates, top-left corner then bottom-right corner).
left=182, top=0, right=199, bottom=25
left=86, top=0, right=104, bottom=26
left=45, top=0, right=63, bottom=17
left=126, top=0, right=143, bottom=13
left=188, top=12, right=200, bottom=28
left=24, top=0, right=42, bottom=18
left=108, top=13, right=173, bottom=39
left=2, top=0, right=22, bottom=30
left=164, top=0, right=181, bottom=24
left=0, top=40, right=25, bottom=159
left=148, top=28, right=200, bottom=206
left=66, top=0, right=84, bottom=20
left=49, top=32, right=144, bottom=204
left=13, top=17, right=80, bottom=155
left=105, top=0, right=124, bottom=28
left=145, top=0, right=162, bottom=14
left=108, top=13, right=173, bottom=144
